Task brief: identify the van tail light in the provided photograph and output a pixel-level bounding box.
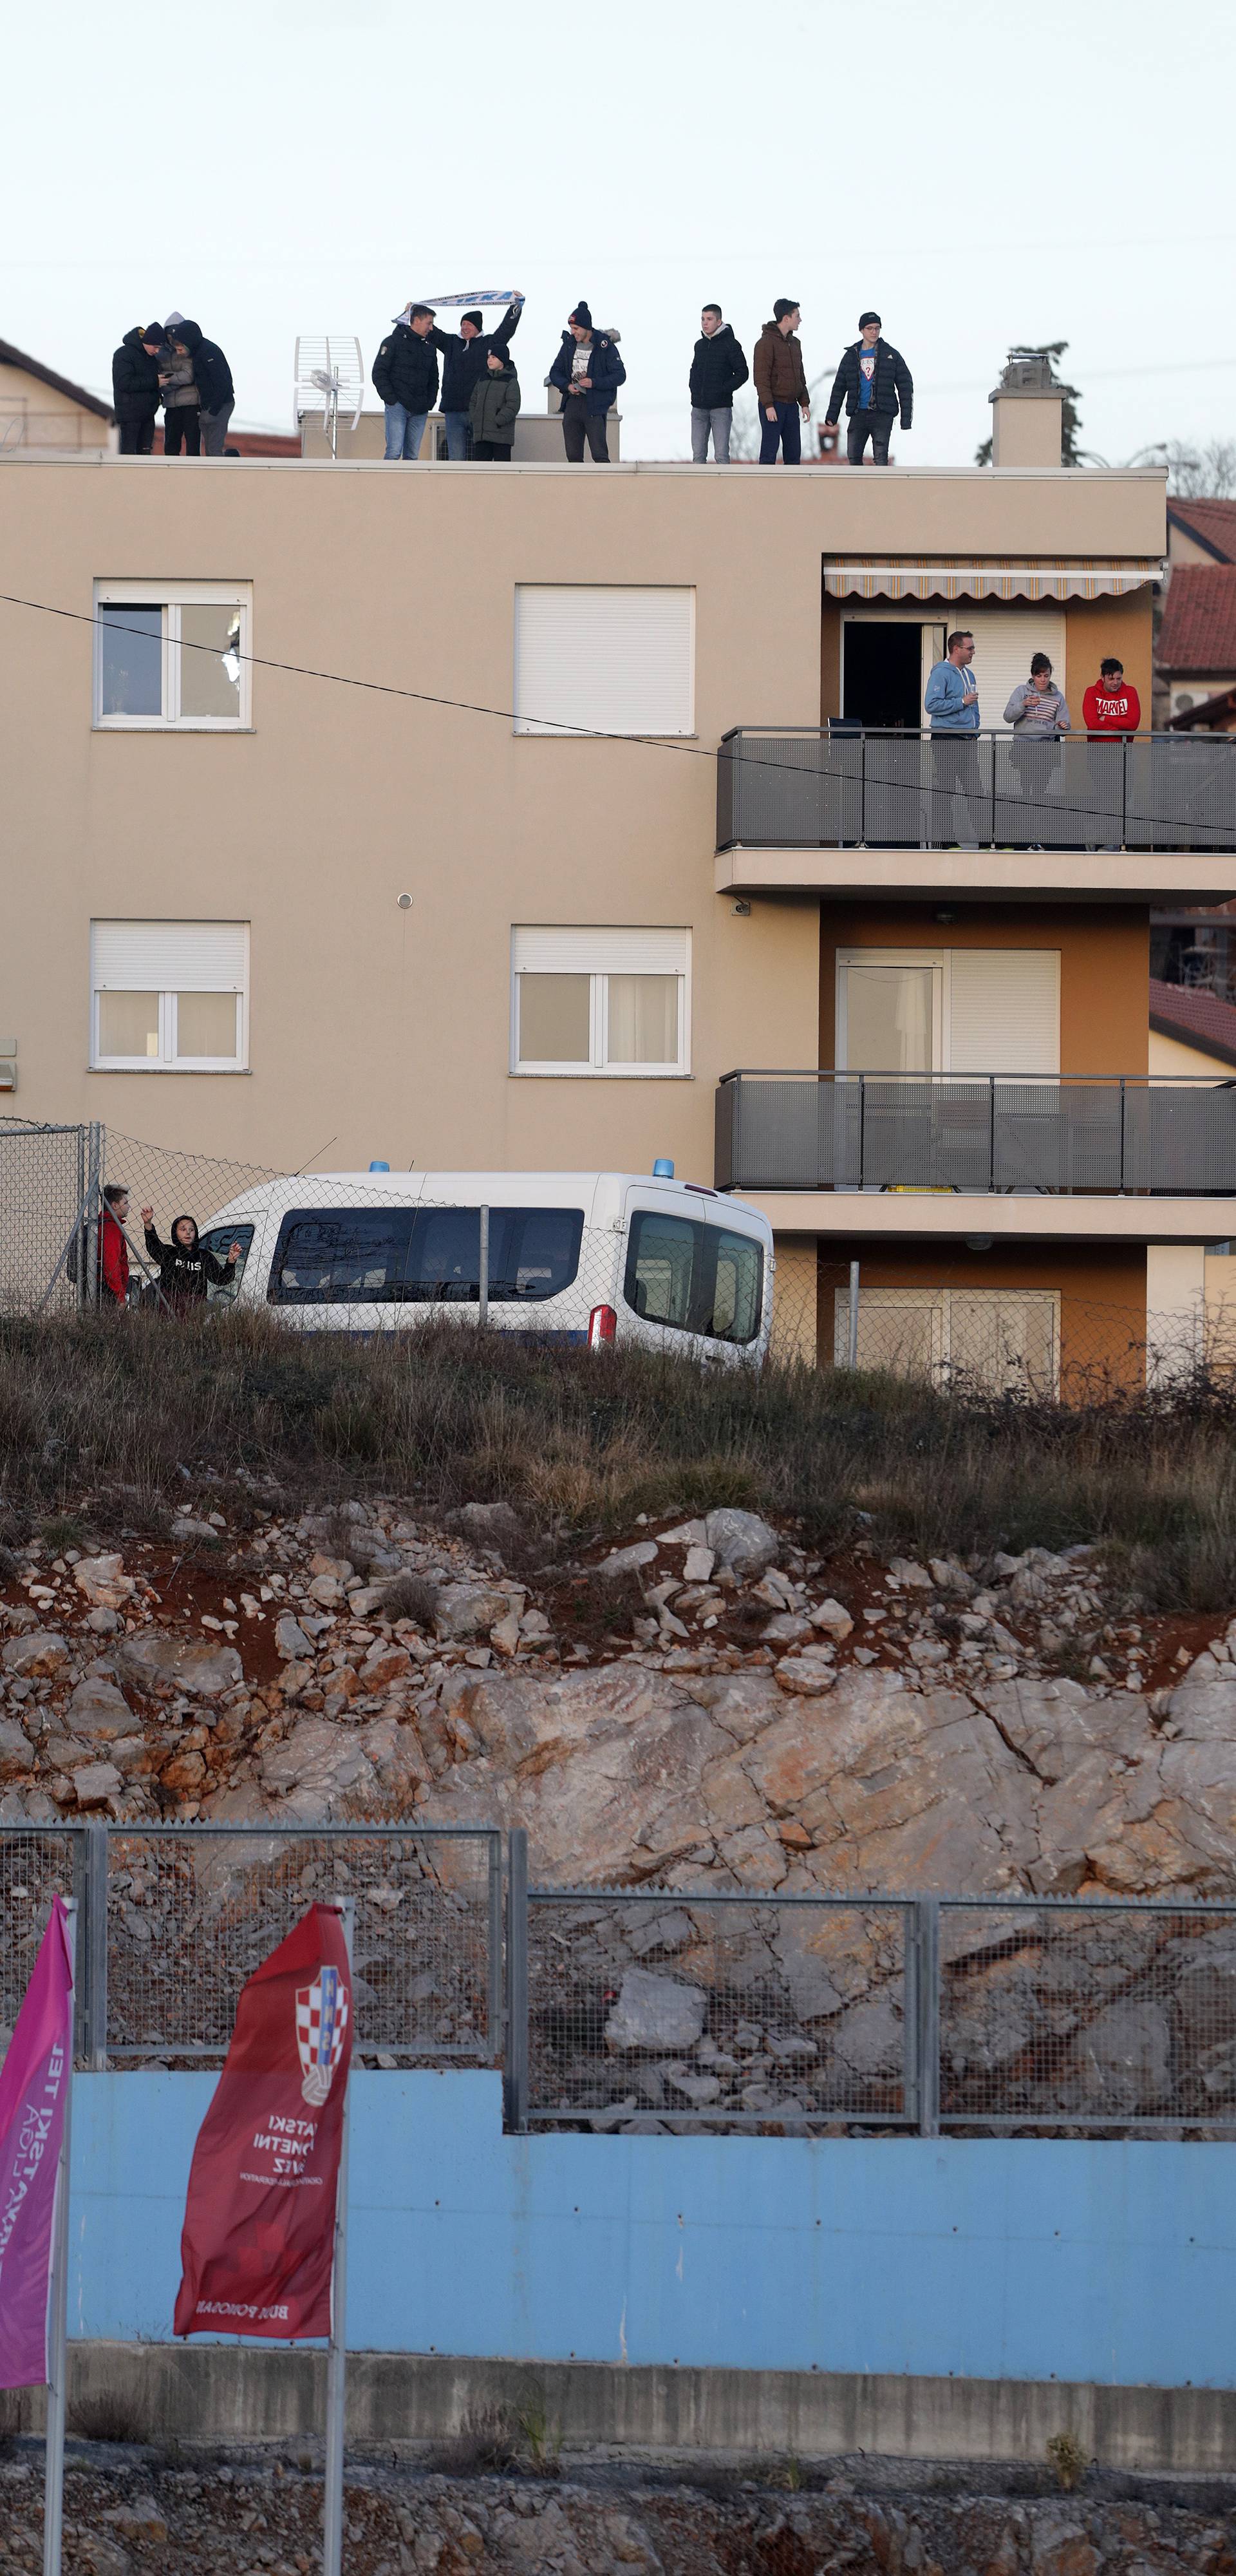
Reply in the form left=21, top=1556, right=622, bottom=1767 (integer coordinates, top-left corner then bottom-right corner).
left=588, top=1303, right=617, bottom=1348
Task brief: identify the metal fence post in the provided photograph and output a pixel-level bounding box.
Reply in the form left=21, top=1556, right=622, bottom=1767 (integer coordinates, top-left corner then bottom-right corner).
left=504, top=1828, right=529, bottom=2134
left=487, top=1832, right=504, bottom=2064
left=83, top=1124, right=104, bottom=1307
left=83, top=1817, right=109, bottom=2069
left=478, top=1205, right=489, bottom=1331
left=847, top=1259, right=860, bottom=1371
left=913, top=1897, right=940, bottom=2138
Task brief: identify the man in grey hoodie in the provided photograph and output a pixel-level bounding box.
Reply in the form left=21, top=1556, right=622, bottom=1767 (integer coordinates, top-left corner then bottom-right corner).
left=1002, top=653, right=1070, bottom=847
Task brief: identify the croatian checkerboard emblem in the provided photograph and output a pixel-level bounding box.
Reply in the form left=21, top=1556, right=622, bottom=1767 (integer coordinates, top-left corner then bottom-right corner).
left=295, top=1964, right=348, bottom=2107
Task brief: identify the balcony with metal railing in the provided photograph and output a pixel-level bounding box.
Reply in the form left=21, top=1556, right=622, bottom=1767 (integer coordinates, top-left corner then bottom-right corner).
left=715, top=728, right=1236, bottom=904
left=715, top=1069, right=1236, bottom=1234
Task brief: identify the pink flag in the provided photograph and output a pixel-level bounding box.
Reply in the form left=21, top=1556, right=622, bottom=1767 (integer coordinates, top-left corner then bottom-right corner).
left=0, top=1895, right=75, bottom=2388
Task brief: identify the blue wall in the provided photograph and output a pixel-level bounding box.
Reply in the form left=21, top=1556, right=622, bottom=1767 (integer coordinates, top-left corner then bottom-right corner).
left=69, top=2072, right=1236, bottom=2388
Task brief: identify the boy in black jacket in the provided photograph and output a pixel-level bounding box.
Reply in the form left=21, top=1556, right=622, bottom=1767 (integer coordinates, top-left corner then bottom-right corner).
left=823, top=312, right=913, bottom=466
left=111, top=325, right=164, bottom=456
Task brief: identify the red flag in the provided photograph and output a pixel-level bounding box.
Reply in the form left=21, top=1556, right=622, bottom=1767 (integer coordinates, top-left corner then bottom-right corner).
left=174, top=1904, right=352, bottom=2341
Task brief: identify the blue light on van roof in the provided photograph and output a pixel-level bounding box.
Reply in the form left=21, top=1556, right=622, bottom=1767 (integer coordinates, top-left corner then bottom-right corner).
left=652, top=1158, right=675, bottom=1179
left=369, top=1160, right=391, bottom=1173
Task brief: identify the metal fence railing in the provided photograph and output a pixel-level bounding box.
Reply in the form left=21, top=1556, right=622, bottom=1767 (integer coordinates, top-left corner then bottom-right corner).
left=0, top=1117, right=102, bottom=1315
left=716, top=726, right=1236, bottom=854
left=715, top=1069, right=1236, bottom=1197
left=3, top=1828, right=1236, bottom=2135
left=1, top=1823, right=502, bottom=2069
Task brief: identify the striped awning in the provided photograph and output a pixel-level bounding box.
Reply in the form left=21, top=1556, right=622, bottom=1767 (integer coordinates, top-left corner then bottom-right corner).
left=823, top=558, right=1163, bottom=601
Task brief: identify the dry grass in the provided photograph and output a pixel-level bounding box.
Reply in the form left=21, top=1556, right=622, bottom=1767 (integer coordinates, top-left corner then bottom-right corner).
left=4, top=1309, right=1236, bottom=1610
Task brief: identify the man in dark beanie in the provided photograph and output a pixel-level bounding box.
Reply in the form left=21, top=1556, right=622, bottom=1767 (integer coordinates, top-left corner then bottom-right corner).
left=111, top=325, right=164, bottom=455
left=439, top=295, right=524, bottom=459
left=824, top=312, right=913, bottom=466
left=548, top=301, right=626, bottom=462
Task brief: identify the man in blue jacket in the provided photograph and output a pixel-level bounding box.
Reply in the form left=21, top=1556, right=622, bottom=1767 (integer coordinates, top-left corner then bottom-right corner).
left=924, top=630, right=983, bottom=848
left=440, top=298, right=523, bottom=460
left=548, top=303, right=625, bottom=462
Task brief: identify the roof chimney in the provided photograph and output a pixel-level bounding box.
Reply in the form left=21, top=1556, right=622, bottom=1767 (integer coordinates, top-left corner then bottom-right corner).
left=988, top=350, right=1063, bottom=468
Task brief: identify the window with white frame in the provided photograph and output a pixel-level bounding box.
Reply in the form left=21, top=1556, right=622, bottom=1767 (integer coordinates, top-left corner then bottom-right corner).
left=836, top=948, right=1060, bottom=1074
left=513, top=587, right=695, bottom=737
left=511, top=927, right=689, bottom=1075
left=93, top=582, right=251, bottom=729
left=90, top=921, right=248, bottom=1070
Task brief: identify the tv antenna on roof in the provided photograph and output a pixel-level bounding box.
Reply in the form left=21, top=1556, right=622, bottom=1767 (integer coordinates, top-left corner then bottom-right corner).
left=293, top=336, right=364, bottom=457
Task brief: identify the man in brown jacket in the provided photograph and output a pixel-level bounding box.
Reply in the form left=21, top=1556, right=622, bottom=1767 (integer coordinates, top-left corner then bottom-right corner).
left=754, top=299, right=810, bottom=464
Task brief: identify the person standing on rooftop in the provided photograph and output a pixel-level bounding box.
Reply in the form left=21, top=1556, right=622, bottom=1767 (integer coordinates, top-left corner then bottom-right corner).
left=823, top=311, right=913, bottom=466
left=371, top=303, right=451, bottom=460
left=548, top=303, right=626, bottom=463
left=689, top=303, right=749, bottom=463
left=753, top=301, right=810, bottom=465
left=439, top=296, right=524, bottom=460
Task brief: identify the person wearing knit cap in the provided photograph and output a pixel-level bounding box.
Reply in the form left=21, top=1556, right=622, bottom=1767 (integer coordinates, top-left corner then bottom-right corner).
left=439, top=294, right=524, bottom=460
left=111, top=325, right=164, bottom=455
left=548, top=302, right=626, bottom=462
left=823, top=311, right=913, bottom=466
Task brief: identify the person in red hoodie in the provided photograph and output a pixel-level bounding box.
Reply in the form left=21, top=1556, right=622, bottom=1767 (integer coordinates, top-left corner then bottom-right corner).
left=97, top=1182, right=131, bottom=1305
left=1082, top=658, right=1141, bottom=849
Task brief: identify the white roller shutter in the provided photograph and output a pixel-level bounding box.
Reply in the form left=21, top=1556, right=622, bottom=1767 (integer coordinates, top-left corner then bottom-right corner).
left=514, top=588, right=695, bottom=737
left=961, top=609, right=1066, bottom=732
left=91, top=922, right=248, bottom=991
left=948, top=949, right=1060, bottom=1075
left=512, top=926, right=689, bottom=974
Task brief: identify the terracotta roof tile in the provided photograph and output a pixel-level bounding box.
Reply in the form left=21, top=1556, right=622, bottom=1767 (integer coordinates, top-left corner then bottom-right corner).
left=1150, top=976, right=1236, bottom=1067
left=1157, top=566, right=1236, bottom=675
left=1168, top=498, right=1236, bottom=564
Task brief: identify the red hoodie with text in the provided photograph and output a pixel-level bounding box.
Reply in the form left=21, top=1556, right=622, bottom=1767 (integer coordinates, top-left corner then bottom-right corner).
left=1082, top=679, right=1141, bottom=735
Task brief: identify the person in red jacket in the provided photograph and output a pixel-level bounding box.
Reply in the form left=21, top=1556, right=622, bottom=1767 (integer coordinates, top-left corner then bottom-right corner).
left=97, top=1183, right=131, bottom=1305
left=1082, top=658, right=1141, bottom=848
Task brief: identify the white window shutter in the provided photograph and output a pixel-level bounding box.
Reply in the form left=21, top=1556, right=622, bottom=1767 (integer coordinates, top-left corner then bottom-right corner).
left=512, top=926, right=688, bottom=975
left=960, top=609, right=1067, bottom=732
left=91, top=922, right=248, bottom=992
left=948, top=950, right=1060, bottom=1075
left=514, top=589, right=694, bottom=736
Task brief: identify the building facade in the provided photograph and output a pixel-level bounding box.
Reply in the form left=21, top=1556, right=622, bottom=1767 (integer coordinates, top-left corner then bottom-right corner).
left=2, top=368, right=1234, bottom=1387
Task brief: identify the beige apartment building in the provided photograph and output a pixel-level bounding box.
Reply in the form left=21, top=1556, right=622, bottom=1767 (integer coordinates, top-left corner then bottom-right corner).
left=2, top=356, right=1235, bottom=1387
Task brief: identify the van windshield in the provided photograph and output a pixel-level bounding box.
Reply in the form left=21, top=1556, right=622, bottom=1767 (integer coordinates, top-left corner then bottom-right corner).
left=268, top=1206, right=584, bottom=1305
left=623, top=1212, right=763, bottom=1345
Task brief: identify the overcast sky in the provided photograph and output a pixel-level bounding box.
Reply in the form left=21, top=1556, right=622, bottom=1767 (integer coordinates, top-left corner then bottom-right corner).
left=5, top=0, right=1233, bottom=469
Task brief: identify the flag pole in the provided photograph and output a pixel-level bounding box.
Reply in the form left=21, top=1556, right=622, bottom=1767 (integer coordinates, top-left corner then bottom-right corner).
left=43, top=1898, right=77, bottom=2576
left=322, top=1897, right=353, bottom=2576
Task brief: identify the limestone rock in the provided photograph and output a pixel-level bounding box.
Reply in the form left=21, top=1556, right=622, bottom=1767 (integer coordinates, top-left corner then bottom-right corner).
left=433, top=1582, right=511, bottom=1640
left=73, top=1761, right=124, bottom=1808
left=704, top=1508, right=779, bottom=1579
left=2, top=1630, right=70, bottom=1679
left=810, top=1598, right=854, bottom=1640
left=599, top=1541, right=659, bottom=1579
left=116, top=1633, right=243, bottom=1701
left=0, top=1718, right=34, bottom=1778
left=275, top=1613, right=315, bottom=1661
left=64, top=1679, right=135, bottom=1743
left=605, top=1967, right=707, bottom=2053
left=260, top=1716, right=379, bottom=1813
left=457, top=1500, right=525, bottom=1561
left=73, top=1553, right=135, bottom=1611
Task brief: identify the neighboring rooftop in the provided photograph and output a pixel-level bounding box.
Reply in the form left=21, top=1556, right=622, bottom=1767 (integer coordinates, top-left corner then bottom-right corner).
left=1150, top=974, right=1236, bottom=1068
left=1166, top=497, right=1236, bottom=564
left=1168, top=683, right=1236, bottom=733
left=0, top=332, right=113, bottom=421
left=1157, top=564, right=1236, bottom=673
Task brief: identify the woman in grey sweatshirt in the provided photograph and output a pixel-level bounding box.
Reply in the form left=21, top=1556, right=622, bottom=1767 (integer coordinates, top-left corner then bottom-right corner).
left=1003, top=652, right=1070, bottom=846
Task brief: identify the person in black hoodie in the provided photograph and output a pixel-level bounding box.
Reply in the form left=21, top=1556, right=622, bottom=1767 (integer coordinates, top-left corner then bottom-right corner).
left=111, top=325, right=164, bottom=455
left=440, top=296, right=523, bottom=459
left=140, top=1209, right=241, bottom=1314
left=168, top=321, right=235, bottom=456
left=689, top=305, right=748, bottom=463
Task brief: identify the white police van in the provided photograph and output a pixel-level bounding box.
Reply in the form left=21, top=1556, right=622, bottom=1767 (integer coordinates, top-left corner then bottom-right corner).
left=198, top=1167, right=773, bottom=1365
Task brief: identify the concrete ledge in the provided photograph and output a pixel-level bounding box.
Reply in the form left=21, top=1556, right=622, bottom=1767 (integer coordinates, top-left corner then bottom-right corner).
left=11, top=2347, right=1236, bottom=2475
left=715, top=848, right=1236, bottom=905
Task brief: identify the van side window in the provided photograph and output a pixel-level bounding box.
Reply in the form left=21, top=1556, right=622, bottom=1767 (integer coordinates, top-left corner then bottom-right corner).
left=199, top=1223, right=254, bottom=1303
left=623, top=1212, right=763, bottom=1345
left=405, top=1208, right=481, bottom=1303
left=269, top=1210, right=415, bottom=1304
left=489, top=1208, right=584, bottom=1302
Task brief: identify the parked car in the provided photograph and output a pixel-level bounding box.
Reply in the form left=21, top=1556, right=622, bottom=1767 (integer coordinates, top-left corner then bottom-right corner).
left=198, top=1169, right=774, bottom=1363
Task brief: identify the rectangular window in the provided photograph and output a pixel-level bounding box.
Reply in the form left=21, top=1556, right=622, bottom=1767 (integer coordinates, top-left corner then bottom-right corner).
left=268, top=1204, right=586, bottom=1307
left=513, top=587, right=694, bottom=737
left=512, top=927, right=689, bottom=1075
left=623, top=1209, right=763, bottom=1347
left=834, top=1286, right=1060, bottom=1396
left=93, top=582, right=251, bottom=729
left=91, top=921, right=248, bottom=1071
left=837, top=949, right=1060, bottom=1076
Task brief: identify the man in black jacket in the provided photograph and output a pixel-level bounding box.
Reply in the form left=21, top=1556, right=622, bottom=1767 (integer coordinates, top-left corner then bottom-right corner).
left=689, top=305, right=748, bottom=462
left=823, top=312, right=913, bottom=466
left=111, top=325, right=164, bottom=455
left=371, top=305, right=452, bottom=460
left=169, top=320, right=235, bottom=456
left=440, top=298, right=523, bottom=459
